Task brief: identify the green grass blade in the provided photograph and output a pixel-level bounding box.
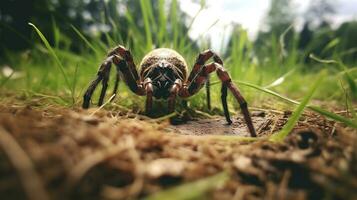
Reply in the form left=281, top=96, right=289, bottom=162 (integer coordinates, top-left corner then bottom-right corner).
left=140, top=0, right=153, bottom=50
left=341, top=69, right=357, bottom=100
left=71, top=64, right=79, bottom=105
left=321, top=38, right=340, bottom=55
left=124, top=11, right=142, bottom=40
left=0, top=71, right=15, bottom=89
left=152, top=112, right=178, bottom=122
left=279, top=24, right=293, bottom=59
left=170, top=0, right=178, bottom=48
left=158, top=0, right=167, bottom=45
left=310, top=54, right=357, bottom=100
left=145, top=171, right=229, bottom=200
left=264, top=69, right=295, bottom=89
left=51, top=16, right=60, bottom=48
left=338, top=67, right=357, bottom=76
left=309, top=106, right=357, bottom=129
left=143, top=0, right=158, bottom=36
left=28, top=23, right=72, bottom=98
left=233, top=81, right=299, bottom=104
left=231, top=80, right=357, bottom=129
left=70, top=25, right=100, bottom=54
left=309, top=54, right=337, bottom=64
left=340, top=80, right=357, bottom=122
left=269, top=72, right=324, bottom=142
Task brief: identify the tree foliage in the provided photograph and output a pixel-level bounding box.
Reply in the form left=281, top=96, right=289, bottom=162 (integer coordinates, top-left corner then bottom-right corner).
left=0, top=0, right=192, bottom=56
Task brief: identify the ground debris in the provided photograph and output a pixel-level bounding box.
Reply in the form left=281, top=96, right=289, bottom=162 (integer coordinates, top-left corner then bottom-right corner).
left=0, top=105, right=356, bottom=200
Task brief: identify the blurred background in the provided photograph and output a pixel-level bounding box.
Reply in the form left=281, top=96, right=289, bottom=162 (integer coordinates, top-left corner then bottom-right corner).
left=1, top=0, right=356, bottom=62
left=0, top=0, right=356, bottom=109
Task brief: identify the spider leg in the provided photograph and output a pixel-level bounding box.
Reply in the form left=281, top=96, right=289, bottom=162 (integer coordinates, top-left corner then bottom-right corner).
left=187, top=49, right=223, bottom=83
left=144, top=78, right=153, bottom=114
left=109, top=45, right=140, bottom=81
left=83, top=76, right=102, bottom=109
left=179, top=62, right=256, bottom=137
left=110, top=72, right=120, bottom=102
left=168, top=79, right=182, bottom=113
left=226, top=79, right=256, bottom=137
left=83, top=45, right=145, bottom=109
left=206, top=76, right=211, bottom=110
left=187, top=49, right=223, bottom=111
left=98, top=63, right=111, bottom=106
left=113, top=57, right=145, bottom=95
left=83, top=56, right=113, bottom=109
left=221, top=83, right=232, bottom=124
left=110, top=46, right=145, bottom=96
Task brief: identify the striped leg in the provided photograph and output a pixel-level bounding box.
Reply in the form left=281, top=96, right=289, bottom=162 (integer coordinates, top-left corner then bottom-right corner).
left=108, top=45, right=140, bottom=81
left=168, top=79, right=183, bottom=113
left=144, top=78, right=153, bottom=114
left=110, top=72, right=120, bottom=102
left=83, top=56, right=112, bottom=109
left=187, top=50, right=223, bottom=110
left=83, top=45, right=145, bottom=109
left=179, top=62, right=257, bottom=137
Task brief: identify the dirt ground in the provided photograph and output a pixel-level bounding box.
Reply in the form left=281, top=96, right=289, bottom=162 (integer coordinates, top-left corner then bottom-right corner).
left=0, top=101, right=356, bottom=200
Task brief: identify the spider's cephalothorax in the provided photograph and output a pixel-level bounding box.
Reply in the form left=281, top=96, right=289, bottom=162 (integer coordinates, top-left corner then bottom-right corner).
left=83, top=45, right=257, bottom=137
left=140, top=48, right=188, bottom=99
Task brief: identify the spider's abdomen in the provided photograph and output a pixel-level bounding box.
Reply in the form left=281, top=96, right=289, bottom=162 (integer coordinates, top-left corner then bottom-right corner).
left=139, top=48, right=188, bottom=81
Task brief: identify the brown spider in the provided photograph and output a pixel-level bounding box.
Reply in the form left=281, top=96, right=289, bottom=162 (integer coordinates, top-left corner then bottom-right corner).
left=82, top=45, right=257, bottom=137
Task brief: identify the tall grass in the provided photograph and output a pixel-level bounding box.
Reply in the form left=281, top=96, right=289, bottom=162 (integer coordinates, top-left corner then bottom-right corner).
left=28, top=23, right=74, bottom=103
left=1, top=0, right=355, bottom=129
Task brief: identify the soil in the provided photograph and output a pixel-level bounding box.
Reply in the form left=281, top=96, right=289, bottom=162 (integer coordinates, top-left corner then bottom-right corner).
left=0, top=101, right=356, bottom=200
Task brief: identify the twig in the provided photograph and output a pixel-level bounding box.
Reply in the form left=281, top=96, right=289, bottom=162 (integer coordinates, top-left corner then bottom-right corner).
left=335, top=109, right=357, bottom=114
left=0, top=127, right=50, bottom=200
left=152, top=112, right=177, bottom=122
left=89, top=94, right=116, bottom=117
left=250, top=107, right=285, bottom=115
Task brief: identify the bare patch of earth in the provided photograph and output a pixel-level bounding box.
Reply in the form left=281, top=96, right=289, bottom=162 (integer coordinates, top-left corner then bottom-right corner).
left=0, top=103, right=356, bottom=200
left=170, top=112, right=269, bottom=137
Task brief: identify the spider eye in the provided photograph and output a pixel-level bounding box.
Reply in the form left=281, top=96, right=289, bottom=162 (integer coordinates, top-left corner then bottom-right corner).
left=159, top=62, right=167, bottom=68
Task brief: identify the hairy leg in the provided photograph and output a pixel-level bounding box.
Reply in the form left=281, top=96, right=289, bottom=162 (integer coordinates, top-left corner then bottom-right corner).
left=97, top=64, right=111, bottom=106
left=187, top=50, right=223, bottom=110
left=168, top=79, right=182, bottom=113
left=206, top=76, right=211, bottom=110
left=109, top=45, right=140, bottom=81
left=144, top=78, right=153, bottom=114
left=83, top=56, right=113, bottom=108
left=113, top=57, right=145, bottom=95
left=179, top=62, right=256, bottom=137
left=187, top=49, right=223, bottom=83
left=110, top=73, right=120, bottom=102
left=83, top=45, right=145, bottom=109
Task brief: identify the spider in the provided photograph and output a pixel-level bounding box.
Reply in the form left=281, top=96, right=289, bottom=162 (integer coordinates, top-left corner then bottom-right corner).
left=82, top=45, right=257, bottom=137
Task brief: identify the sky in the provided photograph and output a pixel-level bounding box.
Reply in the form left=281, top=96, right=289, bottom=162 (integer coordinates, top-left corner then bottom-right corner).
left=180, top=0, right=357, bottom=51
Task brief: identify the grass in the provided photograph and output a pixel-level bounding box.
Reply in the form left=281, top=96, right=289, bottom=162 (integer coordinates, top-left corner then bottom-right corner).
left=1, top=0, right=356, bottom=132
left=28, top=23, right=72, bottom=99
left=269, top=71, right=325, bottom=142
left=0, top=2, right=356, bottom=199
left=146, top=171, right=229, bottom=200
